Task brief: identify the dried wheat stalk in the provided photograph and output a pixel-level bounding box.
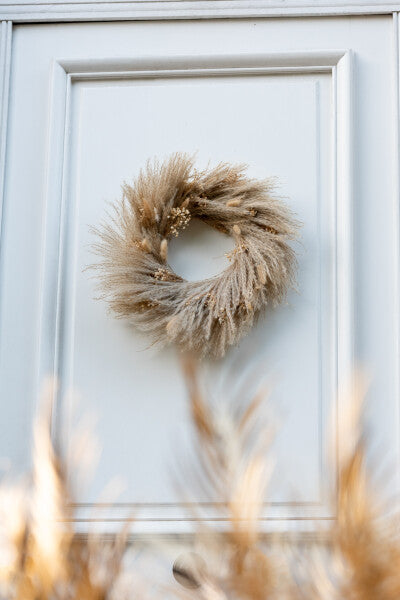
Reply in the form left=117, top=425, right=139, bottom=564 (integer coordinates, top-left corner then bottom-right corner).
left=0, top=383, right=133, bottom=600
left=172, top=357, right=292, bottom=600
left=91, top=154, right=299, bottom=358
left=298, top=378, right=400, bottom=600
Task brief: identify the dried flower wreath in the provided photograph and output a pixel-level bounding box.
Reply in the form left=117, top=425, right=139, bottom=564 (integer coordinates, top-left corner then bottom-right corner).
left=92, top=153, right=299, bottom=358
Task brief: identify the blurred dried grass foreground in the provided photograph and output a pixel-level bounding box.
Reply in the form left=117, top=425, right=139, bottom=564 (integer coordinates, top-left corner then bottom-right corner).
left=0, top=380, right=133, bottom=600
left=0, top=364, right=400, bottom=600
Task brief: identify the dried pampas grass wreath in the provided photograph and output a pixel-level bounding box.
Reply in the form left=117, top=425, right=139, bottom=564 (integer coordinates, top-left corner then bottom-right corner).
left=92, top=153, right=299, bottom=358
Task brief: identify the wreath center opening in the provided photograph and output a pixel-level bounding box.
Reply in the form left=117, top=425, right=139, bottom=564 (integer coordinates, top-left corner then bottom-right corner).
left=167, top=218, right=235, bottom=282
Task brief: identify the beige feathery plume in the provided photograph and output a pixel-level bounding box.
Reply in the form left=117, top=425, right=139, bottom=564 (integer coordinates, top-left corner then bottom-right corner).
left=160, top=238, right=168, bottom=262
left=0, top=382, right=136, bottom=600
left=141, top=238, right=152, bottom=252
left=176, top=357, right=286, bottom=600
left=294, top=375, right=400, bottom=600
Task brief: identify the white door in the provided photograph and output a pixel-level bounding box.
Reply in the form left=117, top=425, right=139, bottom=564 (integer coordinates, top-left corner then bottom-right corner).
left=0, top=15, right=398, bottom=533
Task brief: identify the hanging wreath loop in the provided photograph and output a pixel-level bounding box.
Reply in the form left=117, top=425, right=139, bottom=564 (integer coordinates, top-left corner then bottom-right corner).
left=92, top=153, right=299, bottom=358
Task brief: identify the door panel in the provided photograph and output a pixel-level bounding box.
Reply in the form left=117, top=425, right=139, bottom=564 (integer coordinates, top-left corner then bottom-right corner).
left=69, top=67, right=331, bottom=506
left=0, top=17, right=397, bottom=532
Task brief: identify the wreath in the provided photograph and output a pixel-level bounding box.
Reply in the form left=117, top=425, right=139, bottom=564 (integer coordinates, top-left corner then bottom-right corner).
left=92, top=153, right=299, bottom=358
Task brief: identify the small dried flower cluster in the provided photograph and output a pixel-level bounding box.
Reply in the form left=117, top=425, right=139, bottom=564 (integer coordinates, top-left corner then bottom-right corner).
left=135, top=300, right=158, bottom=312
left=204, top=291, right=217, bottom=308
left=166, top=206, right=191, bottom=237
left=239, top=298, right=253, bottom=312
left=217, top=307, right=228, bottom=323
left=153, top=268, right=173, bottom=281
left=226, top=241, right=248, bottom=262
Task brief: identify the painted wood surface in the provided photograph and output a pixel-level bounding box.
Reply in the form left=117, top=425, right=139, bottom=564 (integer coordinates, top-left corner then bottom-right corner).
left=0, top=15, right=399, bottom=534
left=1, top=1, right=400, bottom=22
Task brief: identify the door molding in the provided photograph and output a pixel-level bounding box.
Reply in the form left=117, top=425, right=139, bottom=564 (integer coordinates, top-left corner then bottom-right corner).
left=0, top=21, right=12, bottom=341
left=1, top=1, right=400, bottom=22
left=38, top=50, right=353, bottom=532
